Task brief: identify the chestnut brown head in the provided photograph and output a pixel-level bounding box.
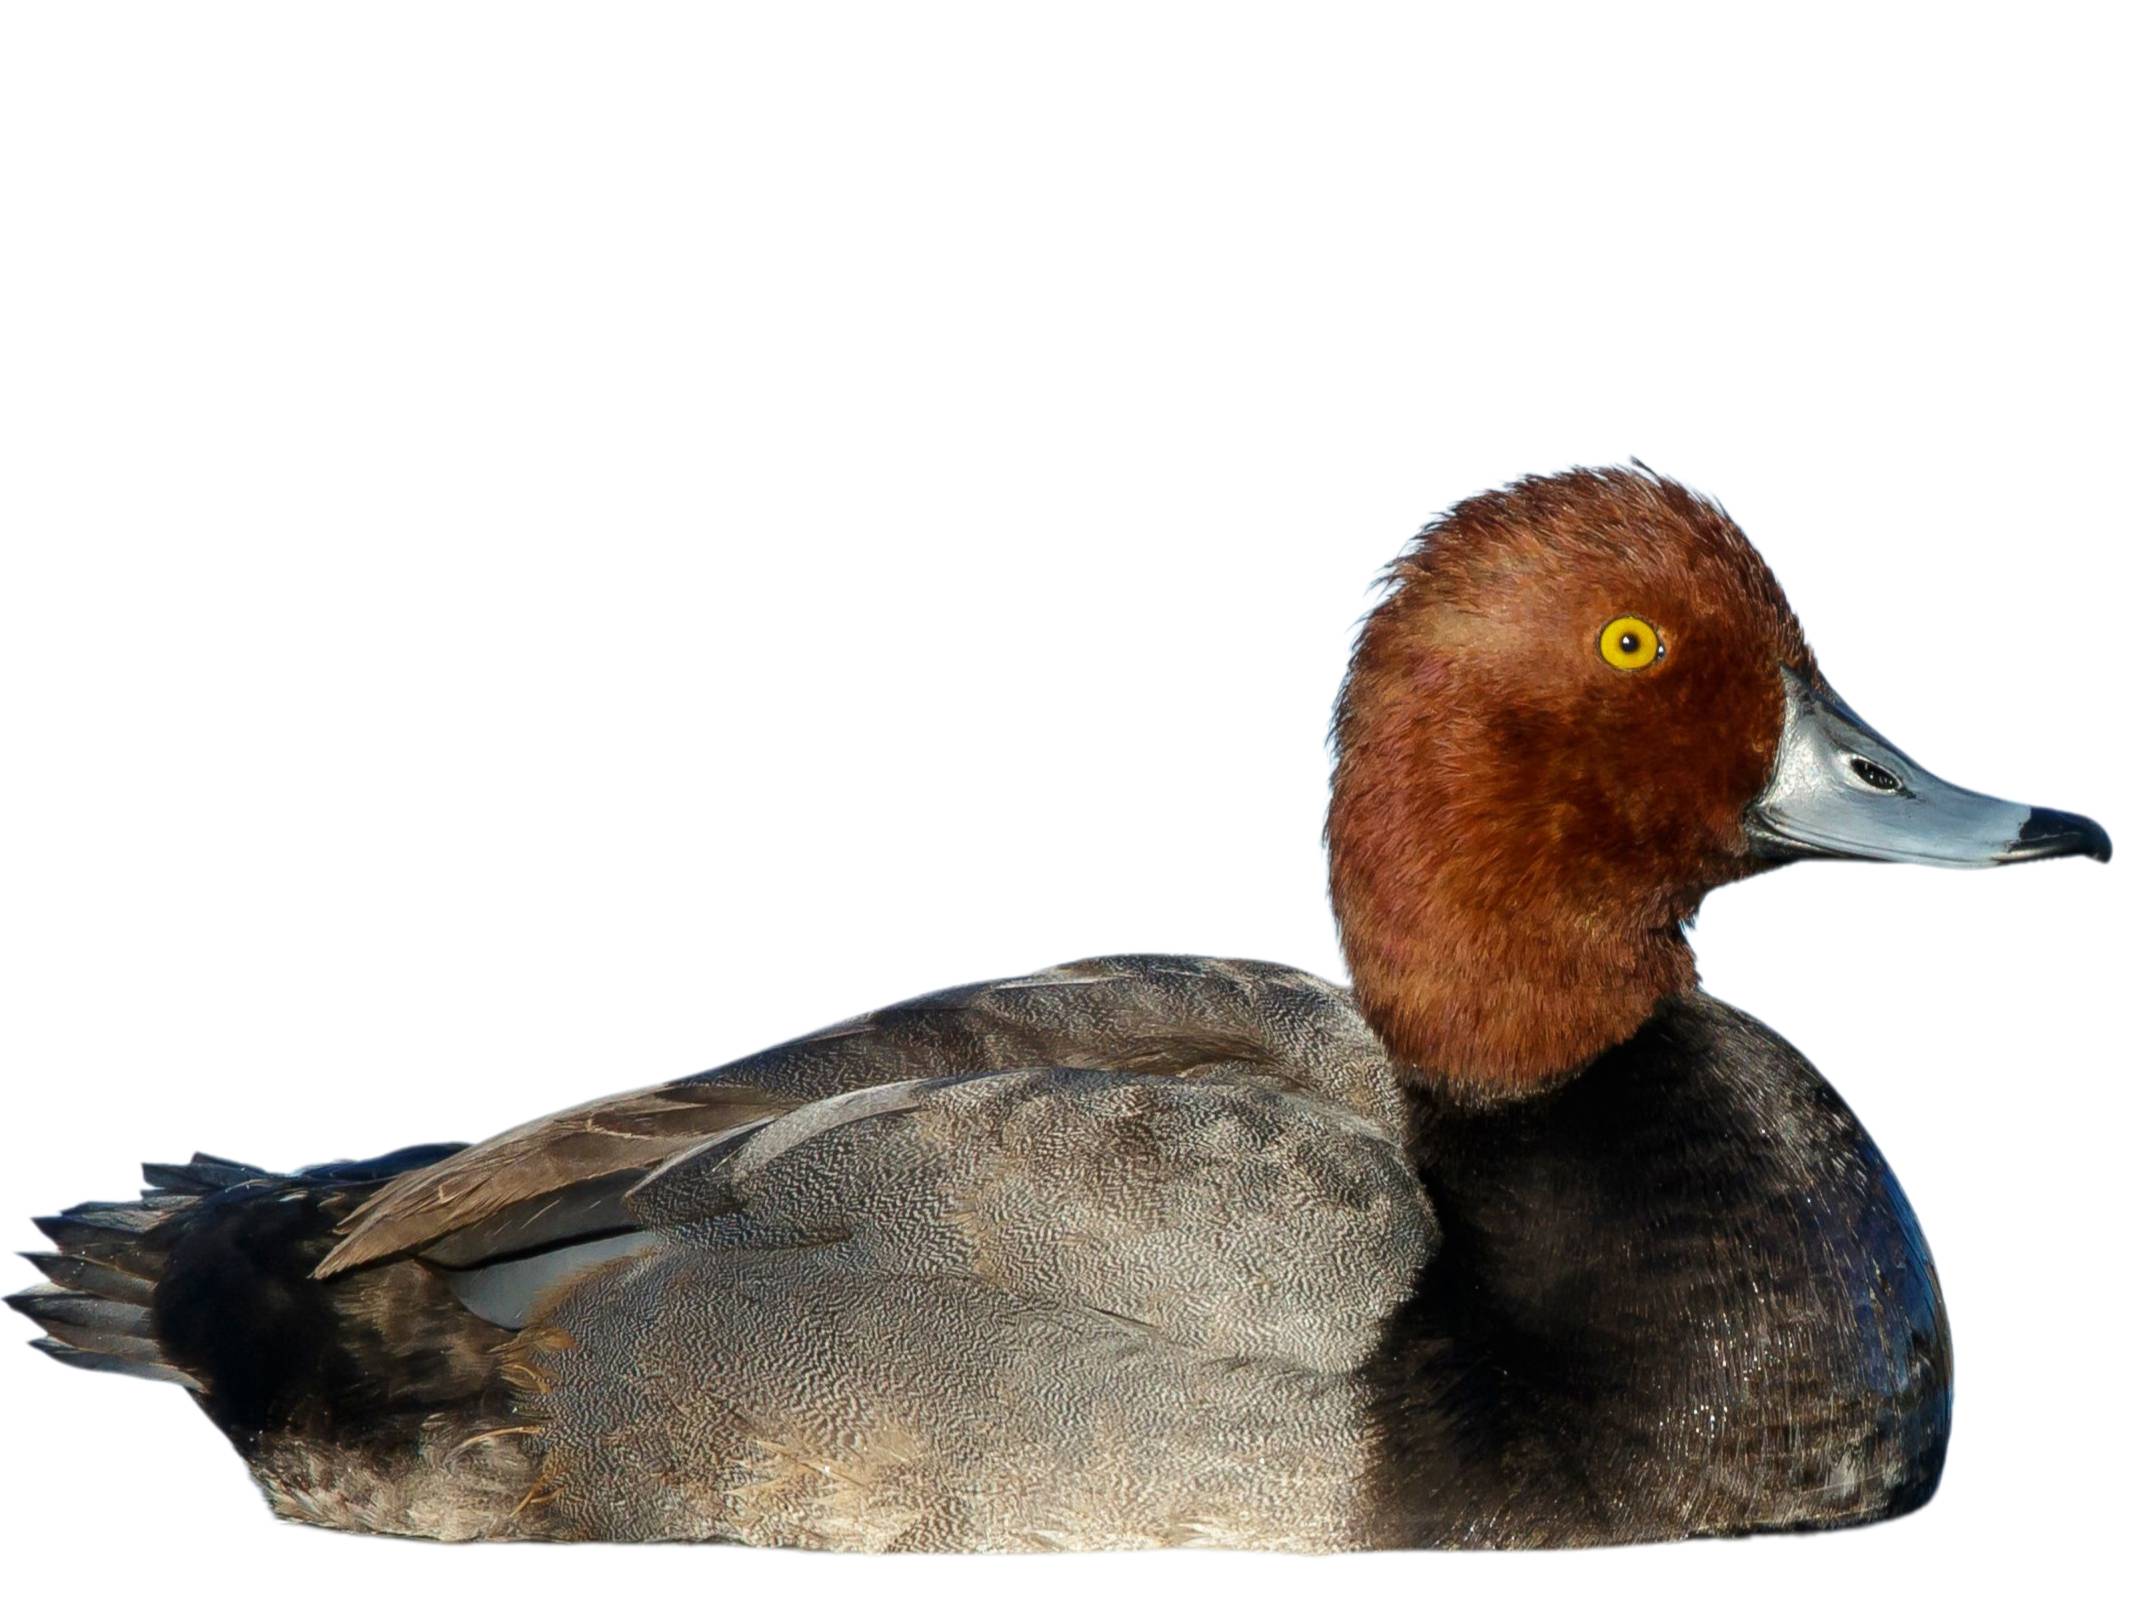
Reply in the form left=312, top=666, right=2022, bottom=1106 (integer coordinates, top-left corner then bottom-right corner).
left=1329, top=466, right=2108, bottom=1101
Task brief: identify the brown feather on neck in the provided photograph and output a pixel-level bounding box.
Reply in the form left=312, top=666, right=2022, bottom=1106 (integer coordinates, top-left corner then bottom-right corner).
left=1329, top=760, right=1701, bottom=1101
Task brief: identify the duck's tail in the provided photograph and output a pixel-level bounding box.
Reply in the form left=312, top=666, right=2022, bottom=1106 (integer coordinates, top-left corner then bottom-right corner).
left=10, top=1153, right=264, bottom=1390
left=11, top=1147, right=476, bottom=1421
left=10, top=1145, right=551, bottom=1538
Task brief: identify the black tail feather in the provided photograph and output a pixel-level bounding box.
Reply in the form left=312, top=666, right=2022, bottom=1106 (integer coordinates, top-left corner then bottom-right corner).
left=31, top=1334, right=205, bottom=1388
left=32, top=1204, right=179, bottom=1261
left=140, top=1154, right=271, bottom=1196
left=7, top=1283, right=155, bottom=1339
left=21, top=1250, right=157, bottom=1306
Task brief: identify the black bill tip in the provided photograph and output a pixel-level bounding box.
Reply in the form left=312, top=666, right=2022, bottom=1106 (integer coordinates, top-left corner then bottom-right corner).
left=2013, top=807, right=2112, bottom=864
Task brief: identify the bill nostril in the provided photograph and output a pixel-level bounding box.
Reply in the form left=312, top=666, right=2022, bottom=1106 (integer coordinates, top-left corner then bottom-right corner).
left=1849, top=756, right=1902, bottom=793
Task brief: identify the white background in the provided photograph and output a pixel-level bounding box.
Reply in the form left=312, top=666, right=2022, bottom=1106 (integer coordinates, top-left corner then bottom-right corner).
left=2, top=4, right=2124, bottom=1593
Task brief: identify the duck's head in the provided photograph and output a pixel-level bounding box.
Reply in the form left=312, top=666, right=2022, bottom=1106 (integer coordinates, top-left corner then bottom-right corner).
left=1329, top=466, right=2108, bottom=1102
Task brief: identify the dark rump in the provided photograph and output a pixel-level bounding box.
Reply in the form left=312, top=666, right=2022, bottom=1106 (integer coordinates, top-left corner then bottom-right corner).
left=14, top=1144, right=515, bottom=1457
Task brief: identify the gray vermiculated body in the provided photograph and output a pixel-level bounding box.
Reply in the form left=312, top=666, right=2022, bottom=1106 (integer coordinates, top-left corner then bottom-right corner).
left=14, top=957, right=1950, bottom=1549
left=486, top=957, right=1429, bottom=1549
left=526, top=1067, right=1428, bottom=1548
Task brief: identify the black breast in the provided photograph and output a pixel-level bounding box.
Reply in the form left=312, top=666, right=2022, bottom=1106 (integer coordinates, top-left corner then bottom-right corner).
left=1364, top=991, right=1951, bottom=1548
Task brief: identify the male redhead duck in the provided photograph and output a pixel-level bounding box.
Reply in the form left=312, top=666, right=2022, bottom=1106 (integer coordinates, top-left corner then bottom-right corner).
left=12, top=467, right=2109, bottom=1549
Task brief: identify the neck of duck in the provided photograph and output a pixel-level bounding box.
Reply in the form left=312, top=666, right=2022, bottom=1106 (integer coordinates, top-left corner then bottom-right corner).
left=1328, top=734, right=1703, bottom=1105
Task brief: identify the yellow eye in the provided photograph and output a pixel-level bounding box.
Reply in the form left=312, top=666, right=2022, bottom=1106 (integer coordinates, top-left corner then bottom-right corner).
left=1598, top=614, right=1664, bottom=671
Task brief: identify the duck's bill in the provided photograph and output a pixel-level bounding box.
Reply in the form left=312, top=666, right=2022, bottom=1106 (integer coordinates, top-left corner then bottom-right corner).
left=1746, top=669, right=2111, bottom=868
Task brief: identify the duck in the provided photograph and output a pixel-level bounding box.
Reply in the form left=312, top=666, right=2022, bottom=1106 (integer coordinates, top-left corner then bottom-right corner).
left=11, top=466, right=2109, bottom=1550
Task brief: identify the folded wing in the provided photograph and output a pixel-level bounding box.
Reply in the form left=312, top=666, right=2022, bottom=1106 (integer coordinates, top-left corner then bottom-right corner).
left=318, top=955, right=1402, bottom=1278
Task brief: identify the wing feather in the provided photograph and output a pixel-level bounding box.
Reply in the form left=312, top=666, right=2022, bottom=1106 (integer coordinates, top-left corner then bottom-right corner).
left=318, top=955, right=1397, bottom=1277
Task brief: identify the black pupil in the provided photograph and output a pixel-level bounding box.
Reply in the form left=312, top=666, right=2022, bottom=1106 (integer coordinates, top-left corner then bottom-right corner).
left=1850, top=757, right=1900, bottom=792
left=1617, top=631, right=1640, bottom=653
